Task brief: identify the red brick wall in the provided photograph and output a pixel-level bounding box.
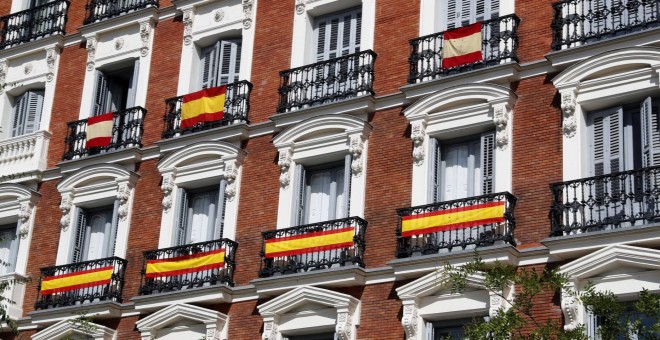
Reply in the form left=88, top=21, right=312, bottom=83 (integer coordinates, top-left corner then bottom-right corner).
left=515, top=0, right=557, bottom=63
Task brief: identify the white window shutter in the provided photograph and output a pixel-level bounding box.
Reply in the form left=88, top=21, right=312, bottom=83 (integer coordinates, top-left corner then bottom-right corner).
left=23, top=90, right=45, bottom=135
left=200, top=42, right=220, bottom=89
left=214, top=179, right=228, bottom=240
left=431, top=139, right=441, bottom=202
left=108, top=200, right=119, bottom=257
left=71, top=208, right=87, bottom=263
left=315, top=8, right=361, bottom=62
left=294, top=164, right=306, bottom=226
left=425, top=321, right=434, bottom=339
left=590, top=108, right=624, bottom=176
left=445, top=0, right=498, bottom=29
left=126, top=59, right=140, bottom=108
left=480, top=132, right=495, bottom=195
left=342, top=154, right=352, bottom=217
left=640, top=97, right=660, bottom=167
left=93, top=70, right=109, bottom=116
left=218, top=40, right=242, bottom=85
left=11, top=92, right=29, bottom=137
left=175, top=189, right=189, bottom=246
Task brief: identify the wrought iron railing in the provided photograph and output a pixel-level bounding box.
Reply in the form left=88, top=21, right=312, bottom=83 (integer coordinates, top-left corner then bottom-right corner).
left=0, top=0, right=69, bottom=50
left=259, top=217, right=368, bottom=278
left=162, top=81, right=253, bottom=139
left=84, top=0, right=158, bottom=25
left=62, top=106, right=146, bottom=161
left=138, top=238, right=237, bottom=295
left=408, top=15, right=520, bottom=84
left=550, top=166, right=660, bottom=236
left=396, top=192, right=517, bottom=258
left=277, top=50, right=377, bottom=113
left=551, top=0, right=660, bottom=50
left=35, top=256, right=127, bottom=310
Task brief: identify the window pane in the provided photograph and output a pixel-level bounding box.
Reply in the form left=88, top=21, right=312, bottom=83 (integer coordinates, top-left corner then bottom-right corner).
left=85, top=210, right=113, bottom=260
left=307, top=170, right=332, bottom=223
left=335, top=168, right=345, bottom=219
left=0, top=224, right=17, bottom=275
left=188, top=191, right=217, bottom=243
left=443, top=144, right=469, bottom=200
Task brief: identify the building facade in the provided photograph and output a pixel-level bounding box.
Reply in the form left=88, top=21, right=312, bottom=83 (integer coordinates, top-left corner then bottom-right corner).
left=0, top=0, right=658, bottom=339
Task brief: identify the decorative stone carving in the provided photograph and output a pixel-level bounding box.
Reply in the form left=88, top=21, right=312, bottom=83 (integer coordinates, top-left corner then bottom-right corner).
left=335, top=311, right=352, bottom=340
left=411, top=122, right=426, bottom=166
left=242, top=0, right=254, bottom=29
left=182, top=8, right=194, bottom=46
left=489, top=294, right=503, bottom=318
left=18, top=202, right=33, bottom=239
left=46, top=48, right=56, bottom=82
left=278, top=150, right=292, bottom=189
left=206, top=327, right=219, bottom=340
left=262, top=320, right=278, bottom=340
left=86, top=37, right=96, bottom=71
left=493, top=104, right=509, bottom=150
left=161, top=174, right=175, bottom=212
left=23, top=62, right=33, bottom=75
left=214, top=9, right=225, bottom=22
left=59, top=193, right=73, bottom=230
left=401, top=304, right=418, bottom=340
left=295, top=0, right=305, bottom=14
left=139, top=21, right=151, bottom=57
left=561, top=89, right=577, bottom=138
left=0, top=60, right=7, bottom=94
left=225, top=161, right=238, bottom=201
left=561, top=290, right=580, bottom=331
left=116, top=183, right=131, bottom=221
left=114, top=37, right=124, bottom=50
left=349, top=136, right=364, bottom=176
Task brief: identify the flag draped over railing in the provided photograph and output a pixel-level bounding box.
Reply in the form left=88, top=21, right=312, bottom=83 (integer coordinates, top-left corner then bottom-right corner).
left=85, top=112, right=114, bottom=148
left=264, top=227, right=355, bottom=258
left=40, top=266, right=114, bottom=295
left=442, top=22, right=483, bottom=69
left=401, top=201, right=505, bottom=237
left=145, top=248, right=226, bottom=278
left=180, top=85, right=227, bottom=129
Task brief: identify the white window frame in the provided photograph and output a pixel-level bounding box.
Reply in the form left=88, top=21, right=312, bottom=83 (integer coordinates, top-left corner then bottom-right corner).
left=560, top=245, right=660, bottom=333
left=396, top=268, right=511, bottom=340
left=258, top=286, right=360, bottom=340
left=175, top=0, right=256, bottom=96
left=56, top=164, right=138, bottom=265
left=403, top=83, right=515, bottom=206
left=418, top=0, right=515, bottom=36
left=290, top=0, right=375, bottom=68
left=157, top=141, right=245, bottom=247
left=32, top=319, right=116, bottom=340
left=136, top=303, right=228, bottom=340
left=273, top=114, right=371, bottom=228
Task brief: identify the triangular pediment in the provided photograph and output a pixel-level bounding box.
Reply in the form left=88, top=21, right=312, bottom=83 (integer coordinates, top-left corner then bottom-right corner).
left=32, top=319, right=115, bottom=340
left=136, top=303, right=226, bottom=332
left=560, top=245, right=660, bottom=280
left=258, top=286, right=358, bottom=316
left=396, top=269, right=486, bottom=300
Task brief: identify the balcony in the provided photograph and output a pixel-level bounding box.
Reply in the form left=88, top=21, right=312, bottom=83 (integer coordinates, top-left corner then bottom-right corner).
left=259, top=217, right=367, bottom=278
left=62, top=107, right=146, bottom=161
left=277, top=50, right=377, bottom=113
left=550, top=166, right=660, bottom=236
left=408, top=15, right=520, bottom=84
left=162, top=81, right=253, bottom=139
left=138, top=238, right=237, bottom=295
left=34, top=257, right=127, bottom=310
left=395, top=192, right=516, bottom=258
left=84, top=0, right=158, bottom=25
left=551, top=0, right=660, bottom=51
left=0, top=0, right=69, bottom=50
left=0, top=130, right=50, bottom=181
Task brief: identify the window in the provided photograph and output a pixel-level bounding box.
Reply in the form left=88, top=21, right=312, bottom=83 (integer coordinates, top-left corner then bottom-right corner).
left=11, top=90, right=44, bottom=137
left=442, top=0, right=499, bottom=30
left=296, top=160, right=351, bottom=225
left=175, top=184, right=227, bottom=246
left=434, top=132, right=495, bottom=202
left=0, top=223, right=19, bottom=275
left=92, top=60, right=139, bottom=115
left=200, top=39, right=241, bottom=90
left=586, top=301, right=657, bottom=340
left=286, top=333, right=336, bottom=340
left=425, top=317, right=486, bottom=339
left=314, top=8, right=361, bottom=62
left=71, top=205, right=118, bottom=263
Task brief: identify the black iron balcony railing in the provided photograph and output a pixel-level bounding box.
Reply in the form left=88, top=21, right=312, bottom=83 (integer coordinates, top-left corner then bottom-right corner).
left=138, top=238, right=237, bottom=295
left=396, top=192, right=517, bottom=258
left=277, top=50, right=377, bottom=113
left=35, top=256, right=127, bottom=310
left=408, top=15, right=520, bottom=84
left=162, top=81, right=253, bottom=139
left=62, top=106, right=146, bottom=161
left=0, top=0, right=69, bottom=50
left=551, top=0, right=660, bottom=50
left=84, top=0, right=158, bottom=25
left=550, top=166, right=660, bottom=236
left=259, top=216, right=368, bottom=278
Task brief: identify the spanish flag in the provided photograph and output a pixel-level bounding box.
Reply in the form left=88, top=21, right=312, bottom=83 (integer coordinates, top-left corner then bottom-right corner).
left=442, top=22, right=483, bottom=69
left=180, top=86, right=226, bottom=129
left=41, top=266, right=114, bottom=295
left=145, top=248, right=225, bottom=278
left=85, top=112, right=114, bottom=149
left=265, top=227, right=355, bottom=258
left=401, top=201, right=505, bottom=237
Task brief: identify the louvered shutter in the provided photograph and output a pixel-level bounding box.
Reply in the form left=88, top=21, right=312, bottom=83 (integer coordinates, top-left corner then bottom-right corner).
left=446, top=0, right=499, bottom=29
left=432, top=139, right=441, bottom=202
left=342, top=154, right=352, bottom=217
left=200, top=42, right=219, bottom=89
left=315, top=8, right=361, bottom=62
left=23, top=90, right=44, bottom=135
left=0, top=224, right=19, bottom=274
left=93, top=70, right=109, bottom=116
left=640, top=97, right=660, bottom=167
left=175, top=189, right=189, bottom=246
left=11, top=92, right=29, bottom=137
left=213, top=179, right=228, bottom=240
left=218, top=40, right=242, bottom=85
left=126, top=59, right=140, bottom=108
left=590, top=108, right=624, bottom=199
left=425, top=321, right=434, bottom=339
left=107, top=200, right=119, bottom=257
left=71, top=208, right=87, bottom=263
left=480, top=132, right=495, bottom=195
left=294, top=164, right=306, bottom=226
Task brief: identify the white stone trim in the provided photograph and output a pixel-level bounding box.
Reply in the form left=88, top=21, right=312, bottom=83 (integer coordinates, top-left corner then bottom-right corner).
left=272, top=114, right=372, bottom=228
left=136, top=303, right=228, bottom=340
left=55, top=164, right=139, bottom=265
left=32, top=319, right=117, bottom=340
left=418, top=0, right=516, bottom=36
left=290, top=0, right=375, bottom=68
left=156, top=141, right=246, bottom=247
left=559, top=245, right=660, bottom=331
left=403, top=83, right=516, bottom=206
left=257, top=286, right=360, bottom=340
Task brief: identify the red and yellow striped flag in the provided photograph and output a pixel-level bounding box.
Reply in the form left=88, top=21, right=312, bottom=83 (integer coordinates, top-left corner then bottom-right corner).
left=180, top=86, right=226, bottom=129
left=264, top=227, right=355, bottom=258
left=442, top=22, right=483, bottom=69
left=41, top=266, right=114, bottom=295
left=85, top=112, right=114, bottom=149
left=145, top=248, right=225, bottom=278
left=401, top=201, right=505, bottom=237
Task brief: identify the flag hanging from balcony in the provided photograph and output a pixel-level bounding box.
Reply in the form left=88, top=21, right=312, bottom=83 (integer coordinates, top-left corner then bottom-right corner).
left=401, top=201, right=505, bottom=237
left=145, top=248, right=225, bottom=278
left=85, top=112, right=114, bottom=149
left=180, top=85, right=227, bottom=129
left=442, top=22, right=483, bottom=69
left=264, top=227, right=355, bottom=258
left=40, top=266, right=114, bottom=295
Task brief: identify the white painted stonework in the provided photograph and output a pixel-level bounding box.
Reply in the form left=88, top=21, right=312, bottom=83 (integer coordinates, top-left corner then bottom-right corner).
left=273, top=114, right=372, bottom=228
left=418, top=0, right=515, bottom=36
left=403, top=83, right=516, bottom=206
left=32, top=318, right=117, bottom=340
left=157, top=141, right=246, bottom=246
left=258, top=286, right=360, bottom=340
left=55, top=164, right=139, bottom=264
left=136, top=303, right=228, bottom=340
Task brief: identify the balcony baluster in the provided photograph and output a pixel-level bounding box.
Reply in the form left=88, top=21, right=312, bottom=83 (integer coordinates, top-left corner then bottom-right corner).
left=0, top=0, right=69, bottom=49
left=84, top=0, right=159, bottom=25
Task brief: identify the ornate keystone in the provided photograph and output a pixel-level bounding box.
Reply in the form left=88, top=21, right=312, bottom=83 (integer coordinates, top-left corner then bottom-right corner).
left=117, top=184, right=131, bottom=221
left=411, top=122, right=426, bottom=166
left=242, top=0, right=254, bottom=29
left=561, top=89, right=577, bottom=138
left=86, top=37, right=96, bottom=71
left=59, top=193, right=73, bottom=230
left=401, top=304, right=418, bottom=340
left=182, top=8, right=194, bottom=46
left=278, top=150, right=292, bottom=189
left=349, top=136, right=364, bottom=176
left=493, top=104, right=510, bottom=150
left=161, top=174, right=175, bottom=212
